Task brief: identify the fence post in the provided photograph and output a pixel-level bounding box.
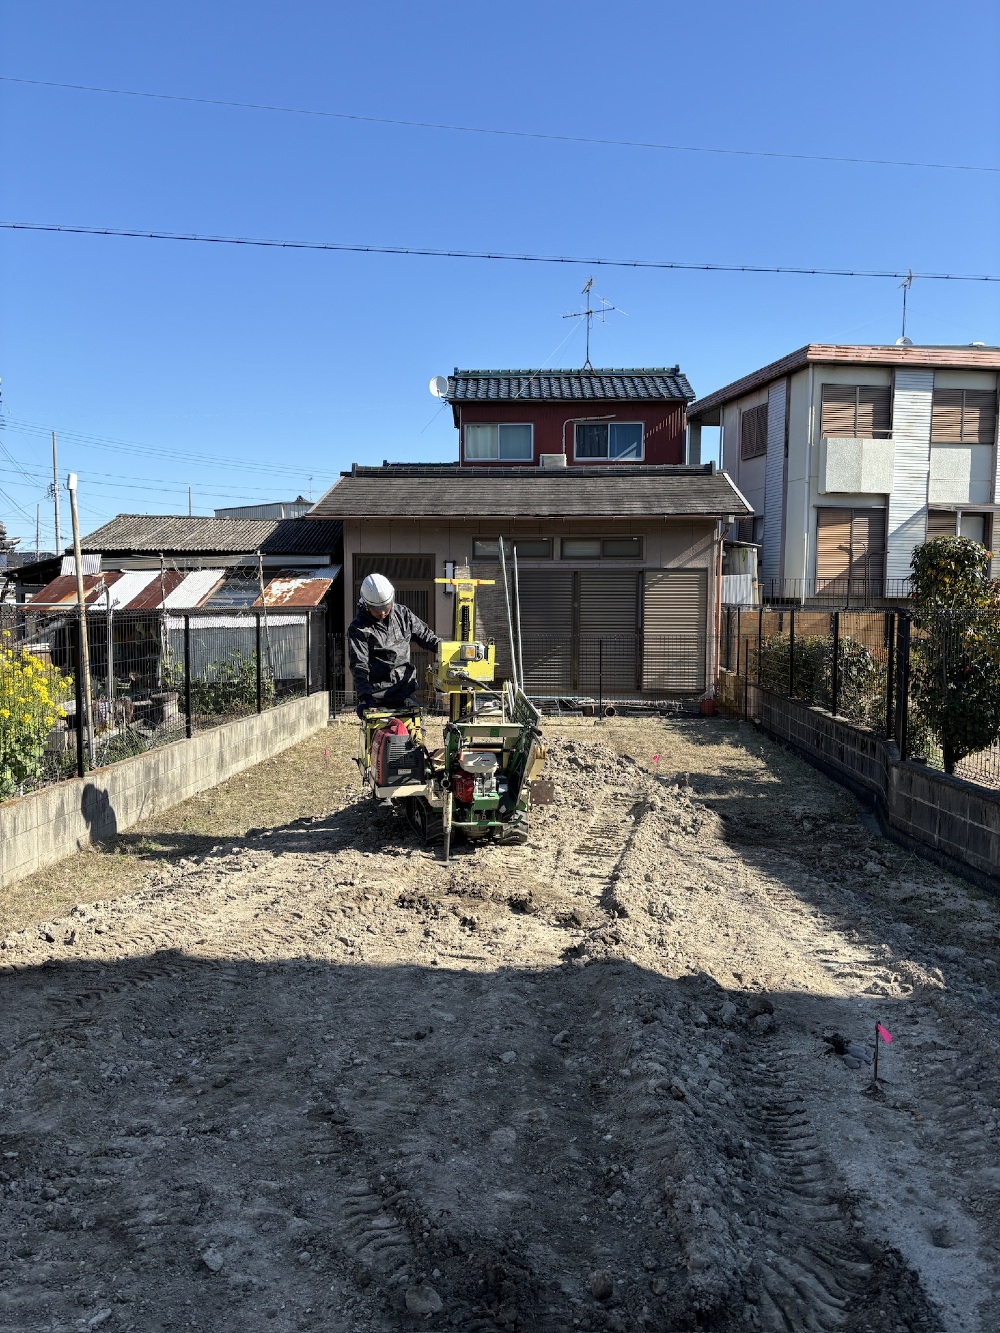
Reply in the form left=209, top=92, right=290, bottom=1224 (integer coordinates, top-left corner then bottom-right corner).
left=255, top=613, right=263, bottom=714
left=788, top=608, right=796, bottom=697
left=757, top=606, right=763, bottom=684
left=598, top=638, right=603, bottom=717
left=183, top=615, right=193, bottom=739
left=743, top=636, right=750, bottom=720
left=305, top=613, right=312, bottom=695
left=884, top=612, right=896, bottom=739
left=74, top=624, right=85, bottom=777
left=736, top=608, right=742, bottom=674
left=831, top=611, right=840, bottom=716
left=894, top=615, right=911, bottom=760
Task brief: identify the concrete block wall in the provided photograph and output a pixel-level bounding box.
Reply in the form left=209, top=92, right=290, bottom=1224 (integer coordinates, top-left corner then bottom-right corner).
left=718, top=670, right=1000, bottom=889
left=0, top=692, right=330, bottom=892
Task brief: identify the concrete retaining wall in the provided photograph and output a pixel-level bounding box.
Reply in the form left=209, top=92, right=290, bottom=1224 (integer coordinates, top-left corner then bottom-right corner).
left=0, top=692, right=330, bottom=891
left=718, top=670, right=1000, bottom=889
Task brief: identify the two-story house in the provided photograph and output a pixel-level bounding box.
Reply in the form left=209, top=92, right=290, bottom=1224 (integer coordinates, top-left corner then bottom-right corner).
left=687, top=344, right=1000, bottom=598
left=307, top=363, right=755, bottom=701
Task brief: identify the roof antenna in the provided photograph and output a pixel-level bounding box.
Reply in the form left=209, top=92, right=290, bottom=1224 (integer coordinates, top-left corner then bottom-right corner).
left=896, top=271, right=914, bottom=347
left=563, top=276, right=627, bottom=370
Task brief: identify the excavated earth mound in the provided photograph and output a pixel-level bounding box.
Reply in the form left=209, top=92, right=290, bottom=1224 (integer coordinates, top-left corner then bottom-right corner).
left=1, top=721, right=998, bottom=1332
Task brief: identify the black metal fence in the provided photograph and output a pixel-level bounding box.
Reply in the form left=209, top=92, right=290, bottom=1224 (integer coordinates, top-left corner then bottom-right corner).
left=729, top=577, right=915, bottom=610
left=1, top=605, right=327, bottom=798
left=722, top=604, right=1000, bottom=791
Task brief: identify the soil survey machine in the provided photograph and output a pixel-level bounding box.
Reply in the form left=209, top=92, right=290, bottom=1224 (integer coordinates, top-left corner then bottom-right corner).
left=357, top=574, right=547, bottom=860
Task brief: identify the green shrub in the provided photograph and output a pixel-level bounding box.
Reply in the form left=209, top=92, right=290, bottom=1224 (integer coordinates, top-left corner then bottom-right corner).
left=756, top=631, right=883, bottom=727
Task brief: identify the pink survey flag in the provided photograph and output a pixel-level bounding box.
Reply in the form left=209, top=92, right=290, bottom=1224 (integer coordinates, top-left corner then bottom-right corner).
left=652, top=753, right=660, bottom=764
left=877, top=1023, right=893, bottom=1043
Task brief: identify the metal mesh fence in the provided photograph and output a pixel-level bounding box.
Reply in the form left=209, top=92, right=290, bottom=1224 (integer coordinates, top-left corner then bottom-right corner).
left=722, top=603, right=1000, bottom=792
left=1, top=605, right=327, bottom=797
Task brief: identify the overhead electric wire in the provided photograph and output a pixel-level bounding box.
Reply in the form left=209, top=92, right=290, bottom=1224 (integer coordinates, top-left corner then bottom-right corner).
left=2, top=223, right=997, bottom=283
left=2, top=75, right=997, bottom=175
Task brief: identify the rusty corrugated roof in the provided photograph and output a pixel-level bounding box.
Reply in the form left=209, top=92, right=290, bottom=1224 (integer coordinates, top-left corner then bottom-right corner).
left=28, top=574, right=118, bottom=606
left=126, top=570, right=187, bottom=610
left=252, top=576, right=333, bottom=608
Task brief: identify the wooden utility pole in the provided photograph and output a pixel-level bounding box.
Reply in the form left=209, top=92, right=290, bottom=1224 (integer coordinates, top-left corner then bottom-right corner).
left=67, top=472, right=95, bottom=767
left=51, top=432, right=62, bottom=553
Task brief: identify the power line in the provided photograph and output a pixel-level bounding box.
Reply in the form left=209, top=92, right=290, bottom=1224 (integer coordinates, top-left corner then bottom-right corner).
left=2, top=222, right=998, bottom=282
left=2, top=74, right=997, bottom=176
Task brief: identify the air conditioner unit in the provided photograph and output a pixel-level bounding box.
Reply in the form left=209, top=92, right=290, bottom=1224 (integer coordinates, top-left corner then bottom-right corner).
left=539, top=453, right=568, bottom=469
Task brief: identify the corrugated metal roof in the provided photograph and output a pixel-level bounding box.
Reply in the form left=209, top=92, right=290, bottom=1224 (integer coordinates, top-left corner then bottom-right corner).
left=447, top=368, right=694, bottom=402
left=252, top=576, right=333, bottom=608
left=103, top=570, right=158, bottom=610
left=29, top=574, right=111, bottom=606
left=126, top=569, right=187, bottom=610
left=79, top=514, right=342, bottom=556
left=60, top=554, right=102, bottom=576
left=309, top=464, right=749, bottom=519
left=689, top=343, right=1000, bottom=420
left=161, top=570, right=227, bottom=609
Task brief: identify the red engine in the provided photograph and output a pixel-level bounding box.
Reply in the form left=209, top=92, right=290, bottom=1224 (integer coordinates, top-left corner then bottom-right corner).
left=372, top=718, right=421, bottom=787
left=452, top=772, right=476, bottom=804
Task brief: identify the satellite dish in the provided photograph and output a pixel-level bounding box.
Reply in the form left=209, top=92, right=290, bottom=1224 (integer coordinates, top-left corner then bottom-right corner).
left=429, top=375, right=449, bottom=399
left=895, top=336, right=914, bottom=347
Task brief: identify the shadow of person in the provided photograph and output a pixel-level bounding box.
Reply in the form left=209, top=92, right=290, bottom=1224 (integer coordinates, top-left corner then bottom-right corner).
left=80, top=782, right=118, bottom=842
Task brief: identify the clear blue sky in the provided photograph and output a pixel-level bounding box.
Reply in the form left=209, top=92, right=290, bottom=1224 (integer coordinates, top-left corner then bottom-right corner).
left=2, top=0, right=998, bottom=549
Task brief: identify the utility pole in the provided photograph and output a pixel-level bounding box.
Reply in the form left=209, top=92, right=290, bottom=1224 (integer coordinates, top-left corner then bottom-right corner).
left=35, top=504, right=40, bottom=558
left=51, top=431, right=62, bottom=554
left=188, top=487, right=193, bottom=517
left=67, top=472, right=95, bottom=768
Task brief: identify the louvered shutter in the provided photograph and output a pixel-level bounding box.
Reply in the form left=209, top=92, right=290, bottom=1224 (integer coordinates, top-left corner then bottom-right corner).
left=850, top=508, right=886, bottom=595
left=963, top=390, right=998, bottom=444
left=816, top=509, right=853, bottom=590
left=931, top=389, right=966, bottom=442
left=925, top=510, right=957, bottom=541
left=641, top=570, right=707, bottom=693
left=578, top=571, right=640, bottom=694
left=820, top=385, right=858, bottom=437
left=516, top=571, right=574, bottom=693
left=856, top=386, right=892, bottom=438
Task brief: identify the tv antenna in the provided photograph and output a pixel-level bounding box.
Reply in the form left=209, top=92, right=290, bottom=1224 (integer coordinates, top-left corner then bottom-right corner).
left=563, top=277, right=626, bottom=370
left=896, top=270, right=914, bottom=346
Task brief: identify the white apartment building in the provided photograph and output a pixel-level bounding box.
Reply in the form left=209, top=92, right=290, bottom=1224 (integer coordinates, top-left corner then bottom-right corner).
left=688, top=344, right=1000, bottom=595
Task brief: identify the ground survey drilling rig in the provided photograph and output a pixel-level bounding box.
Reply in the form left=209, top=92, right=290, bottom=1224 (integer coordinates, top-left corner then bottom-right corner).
left=357, top=574, right=547, bottom=860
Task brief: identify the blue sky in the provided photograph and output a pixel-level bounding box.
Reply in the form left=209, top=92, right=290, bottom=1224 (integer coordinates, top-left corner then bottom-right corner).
left=2, top=0, right=998, bottom=549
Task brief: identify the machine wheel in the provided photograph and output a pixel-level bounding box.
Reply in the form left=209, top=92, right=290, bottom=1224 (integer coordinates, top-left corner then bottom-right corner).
left=405, top=797, right=443, bottom=845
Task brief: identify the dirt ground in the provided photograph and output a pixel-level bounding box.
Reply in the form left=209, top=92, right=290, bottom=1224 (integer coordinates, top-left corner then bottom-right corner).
left=2, top=713, right=999, bottom=1333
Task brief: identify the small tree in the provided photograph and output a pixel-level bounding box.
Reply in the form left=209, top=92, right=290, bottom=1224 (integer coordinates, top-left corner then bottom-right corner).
left=0, top=633, right=73, bottom=800
left=909, top=536, right=1000, bottom=774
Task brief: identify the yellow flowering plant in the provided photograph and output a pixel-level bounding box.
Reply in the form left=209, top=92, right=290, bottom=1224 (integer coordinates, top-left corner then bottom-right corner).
left=0, top=632, right=74, bottom=800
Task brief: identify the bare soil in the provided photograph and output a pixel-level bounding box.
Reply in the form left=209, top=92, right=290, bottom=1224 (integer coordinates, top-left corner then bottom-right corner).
left=2, top=714, right=998, bottom=1333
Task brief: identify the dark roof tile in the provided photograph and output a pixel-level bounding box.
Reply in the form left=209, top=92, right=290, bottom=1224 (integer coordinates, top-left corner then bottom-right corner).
left=308, top=464, right=749, bottom=520
left=80, top=514, right=342, bottom=556
left=447, top=368, right=694, bottom=402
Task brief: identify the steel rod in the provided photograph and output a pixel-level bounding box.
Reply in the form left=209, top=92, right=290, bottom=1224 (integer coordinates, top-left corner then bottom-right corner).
left=498, top=537, right=519, bottom=691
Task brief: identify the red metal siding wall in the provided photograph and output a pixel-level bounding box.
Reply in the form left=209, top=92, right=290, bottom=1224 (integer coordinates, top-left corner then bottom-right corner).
left=455, top=400, right=686, bottom=465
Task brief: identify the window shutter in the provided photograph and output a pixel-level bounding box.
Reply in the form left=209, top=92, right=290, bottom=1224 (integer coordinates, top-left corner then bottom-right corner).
left=821, top=385, right=858, bottom=437
left=821, top=384, right=891, bottom=437
left=855, top=386, right=892, bottom=438
left=963, top=390, right=998, bottom=444
left=740, top=404, right=768, bottom=460
left=641, top=569, right=707, bottom=693
left=931, top=388, right=996, bottom=443
left=925, top=510, right=957, bottom=541
left=816, top=509, right=852, bottom=583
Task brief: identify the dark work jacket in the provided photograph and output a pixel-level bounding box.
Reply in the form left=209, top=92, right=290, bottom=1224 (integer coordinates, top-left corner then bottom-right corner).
left=348, top=601, right=441, bottom=707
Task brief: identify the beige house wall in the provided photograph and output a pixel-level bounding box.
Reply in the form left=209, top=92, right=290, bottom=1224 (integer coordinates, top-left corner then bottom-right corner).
left=341, top=516, right=721, bottom=695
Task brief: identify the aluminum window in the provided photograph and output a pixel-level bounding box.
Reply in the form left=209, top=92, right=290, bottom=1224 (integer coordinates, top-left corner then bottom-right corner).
left=574, top=422, right=644, bottom=461
left=464, top=423, right=533, bottom=461
left=561, top=537, right=643, bottom=559
left=472, top=538, right=552, bottom=560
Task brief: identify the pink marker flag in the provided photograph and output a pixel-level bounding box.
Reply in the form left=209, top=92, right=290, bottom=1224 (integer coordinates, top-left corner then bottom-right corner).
left=877, top=1023, right=893, bottom=1043
left=652, top=753, right=660, bottom=764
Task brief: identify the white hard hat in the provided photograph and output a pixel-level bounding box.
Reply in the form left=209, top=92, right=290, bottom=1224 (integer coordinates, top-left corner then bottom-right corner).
left=361, top=572, right=395, bottom=609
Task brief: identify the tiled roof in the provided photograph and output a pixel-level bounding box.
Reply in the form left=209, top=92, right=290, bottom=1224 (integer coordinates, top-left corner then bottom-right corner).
left=79, top=514, right=342, bottom=557
left=447, top=368, right=694, bottom=402
left=308, top=464, right=750, bottom=520
left=688, top=343, right=1000, bottom=420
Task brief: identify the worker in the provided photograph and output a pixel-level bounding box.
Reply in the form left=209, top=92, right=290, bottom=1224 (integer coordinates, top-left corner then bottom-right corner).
left=349, top=573, right=441, bottom=716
